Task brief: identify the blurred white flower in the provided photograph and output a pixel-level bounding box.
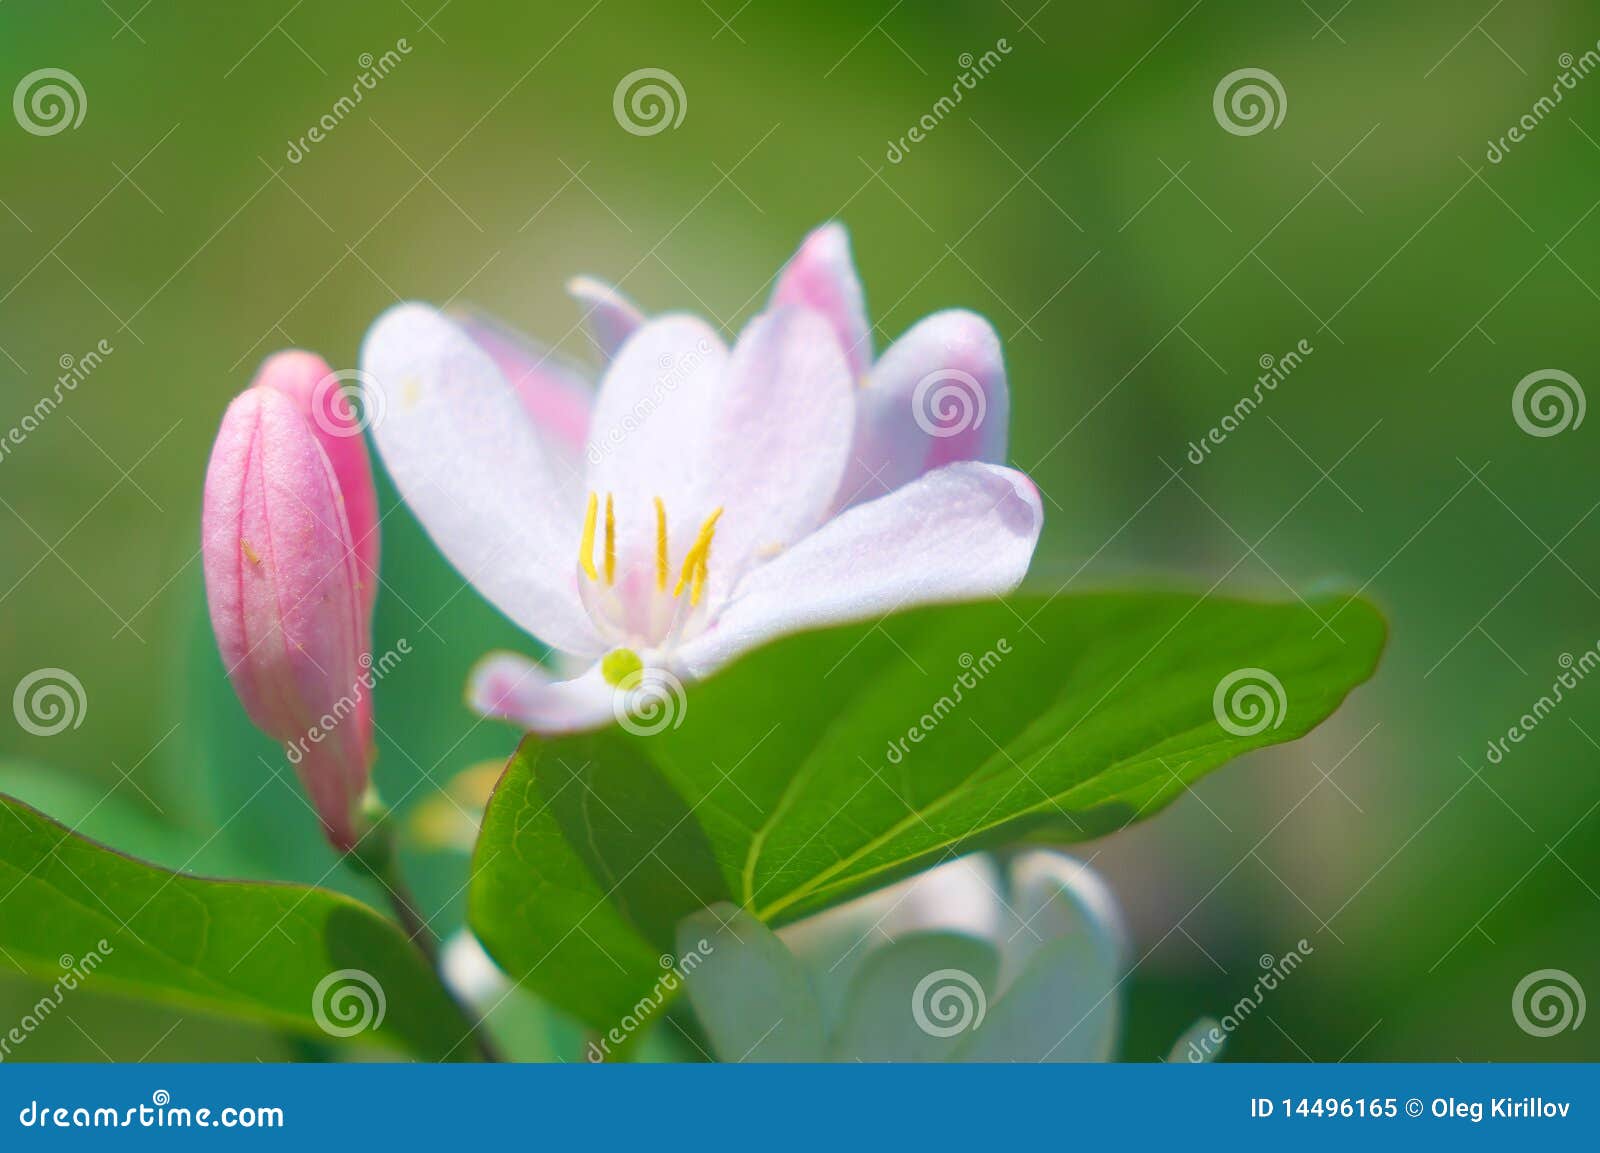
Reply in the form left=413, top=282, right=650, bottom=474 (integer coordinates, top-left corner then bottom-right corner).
left=677, top=849, right=1217, bottom=1061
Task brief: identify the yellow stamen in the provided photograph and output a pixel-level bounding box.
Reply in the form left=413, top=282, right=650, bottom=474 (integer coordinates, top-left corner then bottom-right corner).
left=672, top=507, right=723, bottom=603
left=604, top=493, right=616, bottom=586
left=691, top=547, right=710, bottom=606
left=654, top=497, right=669, bottom=591
left=578, top=492, right=598, bottom=580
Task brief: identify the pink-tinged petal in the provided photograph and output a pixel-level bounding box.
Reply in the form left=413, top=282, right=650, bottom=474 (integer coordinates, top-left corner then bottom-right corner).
left=251, top=349, right=381, bottom=628
left=467, top=651, right=616, bottom=734
left=691, top=307, right=855, bottom=600
left=676, top=462, right=1042, bottom=676
left=770, top=222, right=872, bottom=380
left=361, top=303, right=604, bottom=657
left=841, top=310, right=1009, bottom=507
left=449, top=308, right=594, bottom=469
left=201, top=386, right=370, bottom=849
left=583, top=315, right=729, bottom=577
left=568, top=276, right=645, bottom=363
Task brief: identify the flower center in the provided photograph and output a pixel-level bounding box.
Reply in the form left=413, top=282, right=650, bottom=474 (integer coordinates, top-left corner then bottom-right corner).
left=576, top=492, right=724, bottom=649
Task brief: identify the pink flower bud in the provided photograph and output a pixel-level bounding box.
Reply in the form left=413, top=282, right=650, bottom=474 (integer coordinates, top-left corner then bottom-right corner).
left=201, top=353, right=377, bottom=850
left=252, top=350, right=380, bottom=616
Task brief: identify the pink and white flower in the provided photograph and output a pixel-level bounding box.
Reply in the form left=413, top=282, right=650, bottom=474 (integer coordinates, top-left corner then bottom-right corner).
left=359, top=224, right=1041, bottom=734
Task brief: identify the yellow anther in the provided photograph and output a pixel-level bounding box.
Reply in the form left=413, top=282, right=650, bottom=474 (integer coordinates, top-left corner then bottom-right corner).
left=654, top=497, right=669, bottom=592
left=672, top=507, right=723, bottom=603
left=604, top=493, right=616, bottom=586
left=691, top=547, right=710, bottom=606
left=578, top=492, right=599, bottom=581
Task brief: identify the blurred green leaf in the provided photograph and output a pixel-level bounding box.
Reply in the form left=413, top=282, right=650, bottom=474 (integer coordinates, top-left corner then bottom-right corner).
left=0, top=793, right=475, bottom=1060
left=470, top=591, right=1384, bottom=1030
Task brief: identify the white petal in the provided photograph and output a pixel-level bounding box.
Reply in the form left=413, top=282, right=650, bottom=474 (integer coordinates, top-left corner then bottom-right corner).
left=677, top=461, right=1042, bottom=676
left=692, top=308, right=855, bottom=599
left=583, top=315, right=728, bottom=577
left=1001, top=850, right=1128, bottom=988
left=361, top=302, right=601, bottom=655
left=842, top=310, right=1008, bottom=508
left=955, top=932, right=1120, bottom=1062
left=466, top=652, right=617, bottom=734
left=568, top=276, right=645, bottom=363
left=678, top=903, right=826, bottom=1061
left=1169, top=1017, right=1226, bottom=1063
left=440, top=930, right=510, bottom=1008
left=770, top=223, right=873, bottom=380
left=449, top=308, right=593, bottom=508
left=830, top=932, right=1000, bottom=1061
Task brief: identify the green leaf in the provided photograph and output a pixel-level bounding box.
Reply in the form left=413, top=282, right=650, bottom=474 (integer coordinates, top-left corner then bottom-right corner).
left=0, top=794, right=476, bottom=1059
left=470, top=591, right=1384, bottom=1031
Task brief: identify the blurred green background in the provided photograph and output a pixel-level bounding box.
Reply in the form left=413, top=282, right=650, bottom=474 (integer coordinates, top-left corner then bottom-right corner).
left=2, top=0, right=1598, bottom=1061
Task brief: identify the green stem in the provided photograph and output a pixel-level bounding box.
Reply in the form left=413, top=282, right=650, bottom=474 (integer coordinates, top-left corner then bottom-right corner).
left=348, top=801, right=505, bottom=1063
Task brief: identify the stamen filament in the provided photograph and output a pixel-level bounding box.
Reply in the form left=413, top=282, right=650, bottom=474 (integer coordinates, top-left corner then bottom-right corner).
left=578, top=492, right=599, bottom=581
left=654, top=497, right=668, bottom=592
left=604, top=493, right=616, bottom=586
left=672, top=507, right=724, bottom=604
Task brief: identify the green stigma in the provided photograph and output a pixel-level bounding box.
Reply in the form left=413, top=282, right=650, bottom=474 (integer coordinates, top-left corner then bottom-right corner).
left=601, top=648, right=645, bottom=689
